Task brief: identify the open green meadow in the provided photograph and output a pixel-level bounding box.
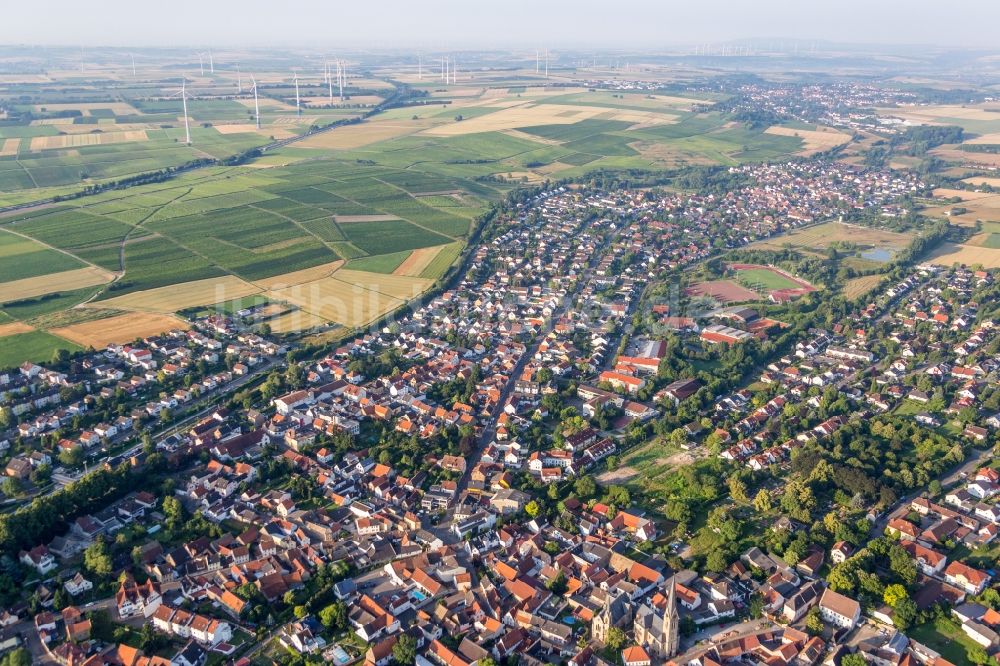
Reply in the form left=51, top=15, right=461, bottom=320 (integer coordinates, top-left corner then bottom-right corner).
left=0, top=330, right=82, bottom=367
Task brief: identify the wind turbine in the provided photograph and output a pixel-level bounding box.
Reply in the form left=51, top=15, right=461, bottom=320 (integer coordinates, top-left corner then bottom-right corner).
left=168, top=77, right=192, bottom=145
left=250, top=74, right=261, bottom=129
left=293, top=71, right=301, bottom=116
left=545, top=49, right=549, bottom=78
left=130, top=53, right=136, bottom=77
left=328, top=64, right=334, bottom=102
left=209, top=49, right=214, bottom=74
left=198, top=53, right=204, bottom=75
left=338, top=60, right=344, bottom=101
left=236, top=64, right=242, bottom=94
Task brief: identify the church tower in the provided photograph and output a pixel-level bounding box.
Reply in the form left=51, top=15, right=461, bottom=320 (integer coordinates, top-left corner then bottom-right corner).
left=663, top=575, right=680, bottom=658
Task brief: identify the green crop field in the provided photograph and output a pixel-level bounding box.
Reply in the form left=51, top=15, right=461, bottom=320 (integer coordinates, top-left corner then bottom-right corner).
left=0, top=330, right=82, bottom=369
left=340, top=218, right=453, bottom=255
left=419, top=241, right=463, bottom=280
left=0, top=230, right=86, bottom=281
left=345, top=250, right=412, bottom=274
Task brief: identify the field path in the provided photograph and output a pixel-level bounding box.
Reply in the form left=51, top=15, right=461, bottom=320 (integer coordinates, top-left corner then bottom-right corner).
left=75, top=187, right=196, bottom=309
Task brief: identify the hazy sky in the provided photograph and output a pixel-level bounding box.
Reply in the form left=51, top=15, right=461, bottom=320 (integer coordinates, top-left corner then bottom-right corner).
left=4, top=0, right=1000, bottom=49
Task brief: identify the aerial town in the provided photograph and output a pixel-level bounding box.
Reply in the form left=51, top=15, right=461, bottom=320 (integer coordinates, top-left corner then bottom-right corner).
left=2, top=138, right=999, bottom=666
left=2, top=6, right=1000, bottom=666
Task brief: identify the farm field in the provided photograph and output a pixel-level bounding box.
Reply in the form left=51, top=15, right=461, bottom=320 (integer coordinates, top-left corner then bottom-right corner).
left=0, top=266, right=115, bottom=302
left=417, top=242, right=463, bottom=280
left=843, top=274, right=887, bottom=300
left=51, top=312, right=188, bottom=348
left=748, top=221, right=912, bottom=255
left=0, top=330, right=82, bottom=367
left=926, top=242, right=1000, bottom=268
left=764, top=125, right=851, bottom=155
left=924, top=192, right=1000, bottom=227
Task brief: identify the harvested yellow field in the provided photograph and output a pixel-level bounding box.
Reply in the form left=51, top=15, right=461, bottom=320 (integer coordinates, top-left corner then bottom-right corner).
left=394, top=245, right=446, bottom=277
left=298, top=120, right=429, bottom=149
left=932, top=147, right=1000, bottom=168
left=766, top=126, right=851, bottom=154
left=0, top=322, right=34, bottom=338
left=927, top=242, right=1000, bottom=268
left=96, top=275, right=261, bottom=312
left=843, top=274, right=887, bottom=300
left=267, top=309, right=329, bottom=333
left=30, top=130, right=148, bottom=151
left=0, top=139, right=18, bottom=156
left=605, top=109, right=680, bottom=127
left=32, top=102, right=138, bottom=115
left=967, top=233, right=994, bottom=247
left=334, top=269, right=432, bottom=300
left=51, top=312, right=188, bottom=348
left=214, top=123, right=296, bottom=139
left=924, top=194, right=1000, bottom=226
left=267, top=277, right=405, bottom=328
left=884, top=104, right=1000, bottom=122
left=254, top=260, right=345, bottom=289
left=0, top=266, right=114, bottom=301
left=965, top=133, right=1000, bottom=145
left=932, top=188, right=995, bottom=201
left=423, top=103, right=613, bottom=136
left=963, top=177, right=1000, bottom=188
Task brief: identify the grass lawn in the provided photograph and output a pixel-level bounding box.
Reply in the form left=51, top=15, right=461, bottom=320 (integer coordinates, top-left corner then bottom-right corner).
left=735, top=267, right=802, bottom=291
left=909, top=617, right=982, bottom=664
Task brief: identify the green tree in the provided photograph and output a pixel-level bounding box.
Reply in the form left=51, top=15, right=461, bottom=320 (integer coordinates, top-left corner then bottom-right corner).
left=753, top=488, right=771, bottom=513
left=891, top=598, right=918, bottom=631
left=883, top=583, right=907, bottom=608
left=1, top=476, right=22, bottom=498
left=392, top=633, right=417, bottom=665
left=605, top=627, right=627, bottom=651
left=0, top=647, right=32, bottom=666
left=84, top=538, right=113, bottom=577
left=524, top=500, right=541, bottom=518
left=59, top=447, right=85, bottom=468
left=319, top=601, right=347, bottom=630
left=841, top=654, right=867, bottom=666
left=293, top=605, right=308, bottom=619
left=805, top=606, right=824, bottom=635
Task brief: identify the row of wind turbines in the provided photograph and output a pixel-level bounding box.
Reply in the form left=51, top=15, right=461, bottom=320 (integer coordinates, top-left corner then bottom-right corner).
left=158, top=55, right=352, bottom=146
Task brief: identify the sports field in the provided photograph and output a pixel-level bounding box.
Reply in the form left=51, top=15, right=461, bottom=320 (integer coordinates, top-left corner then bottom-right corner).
left=735, top=267, right=803, bottom=291
left=685, top=280, right=760, bottom=303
